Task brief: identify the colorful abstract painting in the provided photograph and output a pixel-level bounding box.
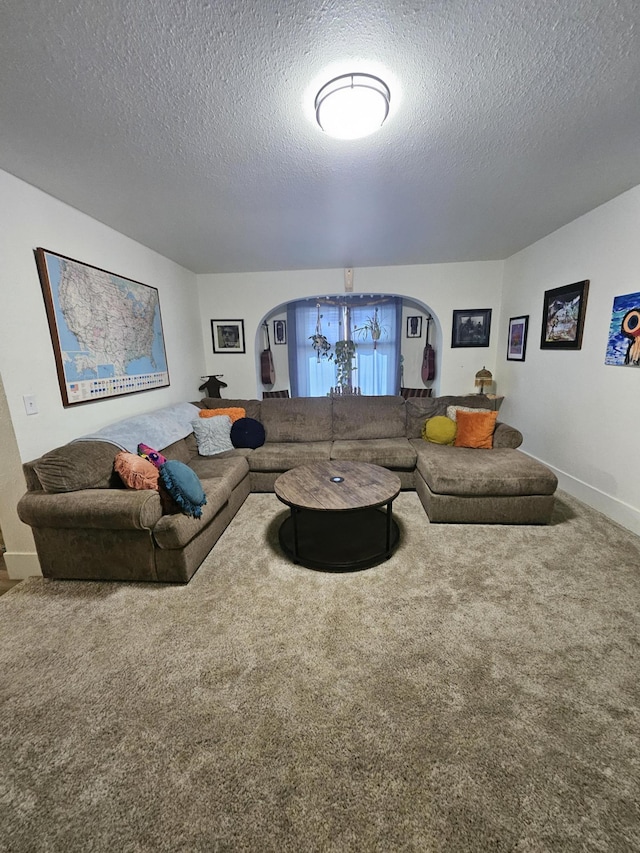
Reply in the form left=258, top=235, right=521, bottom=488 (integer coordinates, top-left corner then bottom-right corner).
left=605, top=291, right=640, bottom=366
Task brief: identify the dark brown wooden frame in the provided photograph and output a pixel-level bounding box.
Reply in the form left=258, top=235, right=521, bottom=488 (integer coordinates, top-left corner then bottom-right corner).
left=34, top=247, right=169, bottom=407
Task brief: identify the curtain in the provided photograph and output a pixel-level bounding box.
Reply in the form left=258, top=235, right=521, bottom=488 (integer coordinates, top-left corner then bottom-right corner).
left=351, top=298, right=401, bottom=396
left=288, top=297, right=401, bottom=397
left=288, top=301, right=341, bottom=397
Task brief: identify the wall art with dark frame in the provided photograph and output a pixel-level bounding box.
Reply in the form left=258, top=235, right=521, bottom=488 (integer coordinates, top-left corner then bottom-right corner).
left=507, top=315, right=529, bottom=361
left=451, top=308, right=492, bottom=348
left=273, top=319, right=287, bottom=344
left=34, top=247, right=170, bottom=407
left=406, top=315, right=423, bottom=338
left=211, top=319, right=246, bottom=354
left=540, top=280, right=589, bottom=350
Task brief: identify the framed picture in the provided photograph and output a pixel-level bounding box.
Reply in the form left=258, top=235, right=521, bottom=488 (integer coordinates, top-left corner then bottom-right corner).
left=34, top=247, right=169, bottom=407
left=507, top=315, right=529, bottom=361
left=273, top=319, right=287, bottom=345
left=540, top=280, right=589, bottom=350
left=604, top=291, right=640, bottom=366
left=451, top=308, right=492, bottom=348
left=406, top=316, right=423, bottom=338
left=211, top=319, right=246, bottom=354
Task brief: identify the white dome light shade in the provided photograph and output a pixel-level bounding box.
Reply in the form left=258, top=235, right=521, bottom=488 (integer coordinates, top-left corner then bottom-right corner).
left=315, top=73, right=391, bottom=140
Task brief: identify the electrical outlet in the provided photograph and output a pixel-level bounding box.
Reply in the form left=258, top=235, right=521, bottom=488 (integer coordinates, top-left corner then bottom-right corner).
left=23, top=395, right=38, bottom=415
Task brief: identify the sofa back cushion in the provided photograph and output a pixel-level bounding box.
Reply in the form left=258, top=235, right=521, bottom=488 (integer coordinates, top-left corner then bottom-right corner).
left=32, top=440, right=121, bottom=493
left=405, top=398, right=442, bottom=438
left=261, top=397, right=332, bottom=442
left=332, top=395, right=406, bottom=440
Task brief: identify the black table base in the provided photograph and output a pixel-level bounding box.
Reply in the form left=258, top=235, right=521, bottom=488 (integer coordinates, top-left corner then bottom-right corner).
left=278, top=504, right=400, bottom=572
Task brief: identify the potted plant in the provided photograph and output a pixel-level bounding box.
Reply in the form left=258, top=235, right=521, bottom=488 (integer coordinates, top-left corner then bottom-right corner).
left=309, top=304, right=332, bottom=362
left=353, top=306, right=388, bottom=350
left=331, top=339, right=357, bottom=393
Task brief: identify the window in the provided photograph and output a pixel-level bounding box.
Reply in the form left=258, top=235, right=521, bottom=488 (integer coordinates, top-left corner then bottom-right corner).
left=288, top=297, right=401, bottom=397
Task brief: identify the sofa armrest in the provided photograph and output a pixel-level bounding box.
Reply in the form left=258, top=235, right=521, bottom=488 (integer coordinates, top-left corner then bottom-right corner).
left=493, top=422, right=523, bottom=449
left=17, top=488, right=163, bottom=531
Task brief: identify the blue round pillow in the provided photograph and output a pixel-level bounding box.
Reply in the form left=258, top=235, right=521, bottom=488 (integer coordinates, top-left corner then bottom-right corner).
left=158, top=460, right=207, bottom=519
left=230, top=417, right=266, bottom=449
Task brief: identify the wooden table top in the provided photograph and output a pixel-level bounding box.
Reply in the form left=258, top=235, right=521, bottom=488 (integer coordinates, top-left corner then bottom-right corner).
left=274, top=461, right=401, bottom=512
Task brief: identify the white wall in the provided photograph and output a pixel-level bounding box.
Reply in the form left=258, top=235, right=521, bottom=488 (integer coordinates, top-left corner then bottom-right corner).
left=499, top=184, right=640, bottom=535
left=197, top=261, right=505, bottom=399
left=0, top=170, right=204, bottom=577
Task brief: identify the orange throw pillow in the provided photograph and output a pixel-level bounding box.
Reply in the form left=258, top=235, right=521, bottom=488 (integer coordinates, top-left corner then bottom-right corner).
left=114, top=452, right=159, bottom=490
left=199, top=407, right=246, bottom=423
left=454, top=410, right=498, bottom=449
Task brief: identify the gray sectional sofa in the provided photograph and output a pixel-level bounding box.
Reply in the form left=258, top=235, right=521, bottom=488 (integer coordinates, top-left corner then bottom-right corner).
left=17, top=394, right=558, bottom=583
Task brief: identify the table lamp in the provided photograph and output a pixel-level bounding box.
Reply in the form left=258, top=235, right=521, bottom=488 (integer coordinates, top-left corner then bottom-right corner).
left=474, top=366, right=493, bottom=395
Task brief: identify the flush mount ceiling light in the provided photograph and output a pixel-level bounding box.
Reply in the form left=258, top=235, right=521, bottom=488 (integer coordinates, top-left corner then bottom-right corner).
left=315, top=73, right=391, bottom=140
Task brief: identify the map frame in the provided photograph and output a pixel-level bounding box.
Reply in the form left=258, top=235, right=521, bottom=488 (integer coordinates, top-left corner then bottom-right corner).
left=35, top=247, right=170, bottom=407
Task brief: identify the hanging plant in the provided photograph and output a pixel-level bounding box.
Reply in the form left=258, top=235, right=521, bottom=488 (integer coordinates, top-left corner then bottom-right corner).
left=353, top=306, right=388, bottom=350
left=309, top=303, right=332, bottom=362
left=331, top=339, right=357, bottom=390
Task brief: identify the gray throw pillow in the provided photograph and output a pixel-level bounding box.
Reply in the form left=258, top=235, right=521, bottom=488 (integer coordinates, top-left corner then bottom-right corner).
left=191, top=415, right=233, bottom=455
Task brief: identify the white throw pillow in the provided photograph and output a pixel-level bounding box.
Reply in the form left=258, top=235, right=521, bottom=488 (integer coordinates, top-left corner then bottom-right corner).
left=191, top=415, right=233, bottom=455
left=446, top=405, right=492, bottom=422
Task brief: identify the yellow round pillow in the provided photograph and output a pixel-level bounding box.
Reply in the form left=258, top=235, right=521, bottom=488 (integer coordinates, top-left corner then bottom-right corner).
left=422, top=415, right=457, bottom=445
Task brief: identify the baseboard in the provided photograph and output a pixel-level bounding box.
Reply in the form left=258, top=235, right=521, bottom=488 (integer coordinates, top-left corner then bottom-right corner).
left=525, top=453, right=640, bottom=537
left=4, top=551, right=42, bottom=580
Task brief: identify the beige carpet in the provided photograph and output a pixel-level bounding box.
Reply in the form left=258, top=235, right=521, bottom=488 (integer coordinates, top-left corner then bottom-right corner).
left=1, top=491, right=639, bottom=852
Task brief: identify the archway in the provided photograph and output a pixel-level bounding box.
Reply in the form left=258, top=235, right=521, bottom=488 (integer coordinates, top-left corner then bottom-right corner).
left=256, top=293, right=441, bottom=397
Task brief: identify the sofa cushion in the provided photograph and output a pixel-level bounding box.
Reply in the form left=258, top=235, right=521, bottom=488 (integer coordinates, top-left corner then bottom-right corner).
left=332, top=395, right=406, bottom=440
left=189, top=456, right=249, bottom=491
left=230, top=417, right=266, bottom=449
left=446, top=404, right=491, bottom=421
left=423, top=416, right=456, bottom=445
left=412, top=441, right=558, bottom=497
left=454, top=410, right=498, bottom=449
left=34, top=441, right=120, bottom=493
left=137, top=443, right=167, bottom=468
left=158, top=460, right=208, bottom=518
left=330, top=438, right=417, bottom=469
left=261, top=397, right=332, bottom=442
left=114, top=452, right=160, bottom=490
left=161, top=435, right=195, bottom=464
left=192, top=415, right=234, bottom=455
left=248, top=441, right=332, bottom=471
left=405, top=399, right=442, bottom=438
left=152, top=477, right=232, bottom=549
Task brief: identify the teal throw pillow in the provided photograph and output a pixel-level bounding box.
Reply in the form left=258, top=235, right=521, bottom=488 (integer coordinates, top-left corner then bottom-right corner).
left=158, top=460, right=207, bottom=519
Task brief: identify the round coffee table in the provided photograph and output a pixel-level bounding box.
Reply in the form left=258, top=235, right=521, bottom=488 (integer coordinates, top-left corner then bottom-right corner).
left=274, top=461, right=401, bottom=572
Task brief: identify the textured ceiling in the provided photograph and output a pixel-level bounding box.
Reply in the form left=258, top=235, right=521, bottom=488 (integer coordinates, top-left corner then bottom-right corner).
left=1, top=0, right=640, bottom=274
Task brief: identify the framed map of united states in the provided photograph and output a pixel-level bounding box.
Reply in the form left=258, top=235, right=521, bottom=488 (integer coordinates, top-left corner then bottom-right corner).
left=35, top=248, right=170, bottom=407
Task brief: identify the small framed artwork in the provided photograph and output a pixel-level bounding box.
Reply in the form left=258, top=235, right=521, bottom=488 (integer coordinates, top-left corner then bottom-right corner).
left=604, top=291, right=640, bottom=366
left=406, top=316, right=423, bottom=338
left=540, top=280, right=589, bottom=350
left=273, top=319, right=287, bottom=345
left=211, top=319, right=246, bottom=354
left=507, top=315, right=529, bottom=361
left=451, top=309, right=492, bottom=348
